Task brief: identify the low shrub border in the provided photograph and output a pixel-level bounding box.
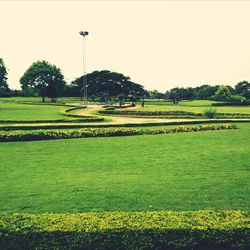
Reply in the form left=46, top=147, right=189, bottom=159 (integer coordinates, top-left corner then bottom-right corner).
left=0, top=124, right=237, bottom=142
left=99, top=109, right=202, bottom=116
left=0, top=210, right=249, bottom=249
left=217, top=113, right=250, bottom=118
left=99, top=109, right=250, bottom=119
left=62, top=106, right=105, bottom=121
left=62, top=106, right=87, bottom=117
left=0, top=119, right=248, bottom=131
left=212, top=101, right=250, bottom=106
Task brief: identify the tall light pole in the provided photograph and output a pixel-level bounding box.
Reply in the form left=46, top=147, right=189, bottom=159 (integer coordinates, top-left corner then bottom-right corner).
left=79, top=31, right=89, bottom=105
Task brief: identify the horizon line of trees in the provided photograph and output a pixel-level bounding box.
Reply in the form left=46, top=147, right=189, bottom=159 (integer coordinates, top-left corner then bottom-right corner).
left=1, top=57, right=250, bottom=104
left=150, top=83, right=250, bottom=104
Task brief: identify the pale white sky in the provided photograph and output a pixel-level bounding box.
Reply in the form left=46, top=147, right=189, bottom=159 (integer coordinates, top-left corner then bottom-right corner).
left=0, top=0, right=250, bottom=92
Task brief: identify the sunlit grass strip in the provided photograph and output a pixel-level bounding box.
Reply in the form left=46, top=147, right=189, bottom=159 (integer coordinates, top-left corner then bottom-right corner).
left=0, top=210, right=249, bottom=249
left=0, top=124, right=237, bottom=142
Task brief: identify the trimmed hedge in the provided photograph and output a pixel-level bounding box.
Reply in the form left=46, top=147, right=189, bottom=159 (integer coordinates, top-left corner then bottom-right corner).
left=62, top=106, right=105, bottom=121
left=212, top=101, right=250, bottom=106
left=99, top=109, right=250, bottom=119
left=99, top=109, right=201, bottom=116
left=0, top=211, right=249, bottom=249
left=62, top=106, right=87, bottom=117
left=0, top=124, right=237, bottom=142
left=216, top=113, right=250, bottom=118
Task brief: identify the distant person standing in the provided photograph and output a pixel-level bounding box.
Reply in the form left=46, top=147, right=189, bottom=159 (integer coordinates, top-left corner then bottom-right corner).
left=141, top=99, right=144, bottom=107
left=118, top=97, right=123, bottom=108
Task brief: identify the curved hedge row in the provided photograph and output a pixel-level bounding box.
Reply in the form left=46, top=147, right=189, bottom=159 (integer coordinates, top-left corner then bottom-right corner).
left=62, top=106, right=87, bottom=116
left=0, top=120, right=247, bottom=131
left=0, top=124, right=237, bottom=142
left=62, top=106, right=105, bottom=121
left=0, top=211, right=249, bottom=249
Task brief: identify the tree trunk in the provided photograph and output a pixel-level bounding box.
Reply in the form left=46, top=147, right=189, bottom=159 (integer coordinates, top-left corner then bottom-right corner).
left=42, top=88, right=45, bottom=103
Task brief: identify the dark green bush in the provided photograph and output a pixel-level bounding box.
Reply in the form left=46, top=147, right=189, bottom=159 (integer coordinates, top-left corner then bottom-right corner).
left=0, top=211, right=249, bottom=249
left=0, top=124, right=237, bottom=142
left=212, top=101, right=250, bottom=106
left=203, top=108, right=218, bottom=118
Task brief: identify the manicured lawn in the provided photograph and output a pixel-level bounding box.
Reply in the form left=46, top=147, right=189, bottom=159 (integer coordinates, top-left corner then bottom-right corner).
left=0, top=96, right=82, bottom=103
left=0, top=123, right=249, bottom=213
left=178, top=100, right=219, bottom=106
left=138, top=100, right=218, bottom=106
left=0, top=101, right=68, bottom=120
left=136, top=103, right=250, bottom=113
left=136, top=100, right=219, bottom=106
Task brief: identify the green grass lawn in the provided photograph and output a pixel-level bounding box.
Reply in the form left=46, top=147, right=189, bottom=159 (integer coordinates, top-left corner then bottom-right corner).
left=0, top=123, right=249, bottom=213
left=138, top=100, right=218, bottom=106
left=0, top=96, right=82, bottom=104
left=0, top=101, right=69, bottom=120
left=136, top=103, right=250, bottom=113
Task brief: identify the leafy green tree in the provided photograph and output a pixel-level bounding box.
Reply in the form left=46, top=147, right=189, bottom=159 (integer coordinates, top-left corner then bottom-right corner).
left=0, top=58, right=10, bottom=97
left=149, top=90, right=166, bottom=99
left=71, top=70, right=148, bottom=102
left=168, top=88, right=182, bottom=104
left=213, top=85, right=233, bottom=101
left=235, top=81, right=250, bottom=100
left=195, top=85, right=219, bottom=100
left=20, top=60, right=66, bottom=102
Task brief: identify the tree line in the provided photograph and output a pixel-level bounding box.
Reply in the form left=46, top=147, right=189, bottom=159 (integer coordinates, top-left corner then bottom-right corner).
left=0, top=58, right=250, bottom=104
left=151, top=83, right=250, bottom=104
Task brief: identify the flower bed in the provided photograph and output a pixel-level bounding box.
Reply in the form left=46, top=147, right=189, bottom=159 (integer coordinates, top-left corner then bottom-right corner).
left=0, top=124, right=237, bottom=142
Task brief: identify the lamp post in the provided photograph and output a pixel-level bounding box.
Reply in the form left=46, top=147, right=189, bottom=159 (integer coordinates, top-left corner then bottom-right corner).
left=79, top=31, right=89, bottom=105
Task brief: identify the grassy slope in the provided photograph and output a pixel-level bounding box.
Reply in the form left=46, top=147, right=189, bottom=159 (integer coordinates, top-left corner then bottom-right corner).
left=0, top=101, right=69, bottom=120
left=0, top=123, right=249, bottom=213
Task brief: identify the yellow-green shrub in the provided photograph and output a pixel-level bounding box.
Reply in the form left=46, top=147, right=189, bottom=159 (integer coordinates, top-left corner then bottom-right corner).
left=0, top=124, right=237, bottom=142
left=0, top=210, right=249, bottom=249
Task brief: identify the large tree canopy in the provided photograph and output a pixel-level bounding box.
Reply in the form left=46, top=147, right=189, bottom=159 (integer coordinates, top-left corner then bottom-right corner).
left=71, top=70, right=148, bottom=101
left=235, top=81, right=250, bottom=100
left=0, top=58, right=10, bottom=97
left=213, top=85, right=233, bottom=101
left=20, top=60, right=66, bottom=102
